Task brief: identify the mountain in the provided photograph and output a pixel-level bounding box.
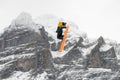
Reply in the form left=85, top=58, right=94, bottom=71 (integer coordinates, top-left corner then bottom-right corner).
left=0, top=12, right=120, bottom=80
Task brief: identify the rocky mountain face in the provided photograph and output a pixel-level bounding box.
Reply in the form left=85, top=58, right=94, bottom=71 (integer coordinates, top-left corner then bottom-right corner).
left=0, top=12, right=120, bottom=80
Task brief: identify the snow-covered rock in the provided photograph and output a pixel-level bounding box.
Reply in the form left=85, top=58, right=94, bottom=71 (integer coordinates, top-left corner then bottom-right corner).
left=4, top=12, right=42, bottom=33
left=100, top=44, right=112, bottom=52
left=0, top=12, right=120, bottom=80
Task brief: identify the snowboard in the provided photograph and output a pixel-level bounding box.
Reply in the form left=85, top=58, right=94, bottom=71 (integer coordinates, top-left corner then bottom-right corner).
left=59, top=26, right=69, bottom=52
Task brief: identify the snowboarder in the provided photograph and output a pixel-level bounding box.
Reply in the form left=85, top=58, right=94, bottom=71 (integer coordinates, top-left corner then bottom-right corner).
left=56, top=22, right=67, bottom=40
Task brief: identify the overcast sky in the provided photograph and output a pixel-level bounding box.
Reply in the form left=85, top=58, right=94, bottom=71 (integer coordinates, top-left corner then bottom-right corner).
left=0, top=0, right=120, bottom=42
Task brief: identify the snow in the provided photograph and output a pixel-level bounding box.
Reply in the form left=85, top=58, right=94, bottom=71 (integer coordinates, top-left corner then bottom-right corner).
left=54, top=63, right=69, bottom=69
left=118, top=63, right=120, bottom=65
left=2, top=71, right=31, bottom=80
left=0, top=64, right=7, bottom=71
left=2, top=71, right=48, bottom=80
left=33, top=72, right=48, bottom=80
left=0, top=53, right=35, bottom=64
left=109, top=71, right=120, bottom=80
left=83, top=68, right=112, bottom=78
left=51, top=46, right=74, bottom=58
left=58, top=67, right=84, bottom=80
left=0, top=55, right=15, bottom=61
left=15, top=53, right=35, bottom=59
left=1, top=13, right=119, bottom=80
left=100, top=44, right=112, bottom=52
left=88, top=68, right=111, bottom=72
left=117, top=55, right=120, bottom=59
left=82, top=38, right=96, bottom=45
left=81, top=42, right=98, bottom=57
left=0, top=61, right=14, bottom=71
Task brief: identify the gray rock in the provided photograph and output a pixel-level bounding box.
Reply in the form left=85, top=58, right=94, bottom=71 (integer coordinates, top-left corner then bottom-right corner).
left=55, top=47, right=82, bottom=64
left=0, top=61, right=16, bottom=79
left=35, top=48, right=54, bottom=71
left=16, top=58, right=36, bottom=72
left=74, top=37, right=84, bottom=48
left=97, top=36, right=105, bottom=46
left=51, top=42, right=58, bottom=51
left=0, top=25, right=49, bottom=51
left=86, top=37, right=118, bottom=70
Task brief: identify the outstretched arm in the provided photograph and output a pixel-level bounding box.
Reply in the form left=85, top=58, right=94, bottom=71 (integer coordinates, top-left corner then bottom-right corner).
left=62, top=22, right=67, bottom=29
left=62, top=26, right=66, bottom=29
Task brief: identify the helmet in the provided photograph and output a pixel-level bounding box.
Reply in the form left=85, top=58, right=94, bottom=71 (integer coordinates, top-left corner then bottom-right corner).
left=58, top=22, right=63, bottom=27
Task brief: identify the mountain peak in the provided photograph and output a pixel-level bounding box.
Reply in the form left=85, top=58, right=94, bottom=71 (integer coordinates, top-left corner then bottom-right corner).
left=11, top=12, right=33, bottom=26
left=4, top=12, right=43, bottom=33
left=97, top=36, right=105, bottom=45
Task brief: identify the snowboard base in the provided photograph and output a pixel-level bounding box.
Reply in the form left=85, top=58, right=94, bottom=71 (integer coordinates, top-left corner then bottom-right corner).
left=59, top=26, right=69, bottom=52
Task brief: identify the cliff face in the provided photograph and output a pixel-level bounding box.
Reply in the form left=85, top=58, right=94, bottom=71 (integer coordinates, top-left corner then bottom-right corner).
left=87, top=37, right=118, bottom=70
left=0, top=26, right=55, bottom=79
left=0, top=12, right=120, bottom=80
left=0, top=13, right=55, bottom=80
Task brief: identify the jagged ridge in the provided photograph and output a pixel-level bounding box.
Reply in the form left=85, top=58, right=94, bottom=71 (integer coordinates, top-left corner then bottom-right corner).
left=0, top=12, right=120, bottom=80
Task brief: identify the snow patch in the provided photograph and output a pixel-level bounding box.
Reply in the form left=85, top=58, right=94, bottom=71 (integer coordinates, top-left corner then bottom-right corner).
left=2, top=71, right=48, bottom=80
left=117, top=55, right=120, bottom=59
left=0, top=61, right=14, bottom=71
left=100, top=44, right=112, bottom=52
left=2, top=71, right=31, bottom=80
left=51, top=46, right=74, bottom=58
left=81, top=42, right=97, bottom=57
left=88, top=68, right=111, bottom=72
left=0, top=53, right=34, bottom=62
left=33, top=72, right=48, bottom=80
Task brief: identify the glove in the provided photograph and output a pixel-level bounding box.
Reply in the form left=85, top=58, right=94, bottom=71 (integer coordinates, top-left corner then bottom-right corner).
left=62, top=22, right=67, bottom=26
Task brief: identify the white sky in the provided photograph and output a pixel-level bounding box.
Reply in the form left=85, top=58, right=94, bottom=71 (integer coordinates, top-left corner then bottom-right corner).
left=0, top=0, right=120, bottom=42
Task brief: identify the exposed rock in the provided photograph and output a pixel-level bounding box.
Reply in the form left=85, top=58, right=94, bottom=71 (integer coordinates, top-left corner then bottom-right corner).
left=16, top=58, right=36, bottom=72
left=51, top=42, right=60, bottom=51
left=0, top=61, right=16, bottom=79
left=97, top=36, right=105, bottom=46
left=0, top=22, right=55, bottom=79
left=51, top=42, right=57, bottom=51
left=35, top=48, right=54, bottom=72
left=100, top=47, right=118, bottom=70
left=64, top=41, right=74, bottom=49
left=87, top=44, right=103, bottom=68
left=0, top=26, right=49, bottom=51
left=86, top=37, right=118, bottom=70
left=0, top=41, right=54, bottom=79
left=74, top=37, right=85, bottom=48
left=55, top=47, right=82, bottom=64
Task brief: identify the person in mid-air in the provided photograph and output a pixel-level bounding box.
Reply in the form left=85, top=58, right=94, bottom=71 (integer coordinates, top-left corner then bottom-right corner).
left=56, top=22, right=67, bottom=40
